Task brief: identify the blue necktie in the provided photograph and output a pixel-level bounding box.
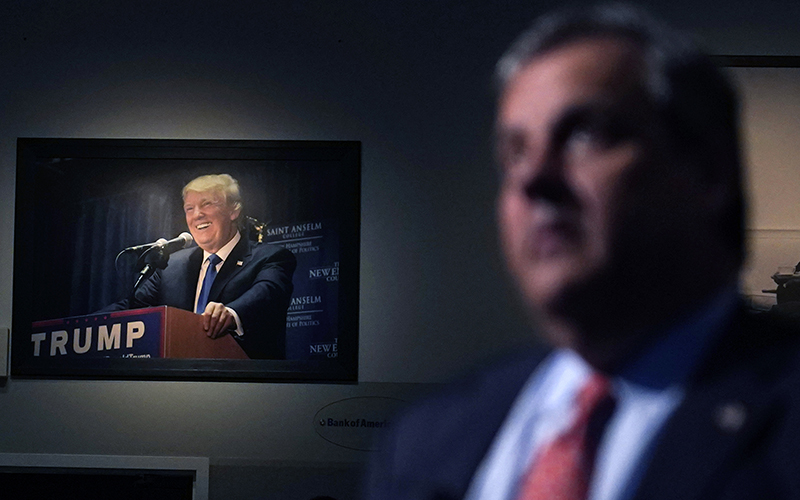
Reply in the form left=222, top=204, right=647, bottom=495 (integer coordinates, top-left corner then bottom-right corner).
left=196, top=254, right=222, bottom=314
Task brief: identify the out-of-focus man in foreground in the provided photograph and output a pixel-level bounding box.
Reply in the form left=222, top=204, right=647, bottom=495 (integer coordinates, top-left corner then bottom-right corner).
left=364, top=4, right=800, bottom=500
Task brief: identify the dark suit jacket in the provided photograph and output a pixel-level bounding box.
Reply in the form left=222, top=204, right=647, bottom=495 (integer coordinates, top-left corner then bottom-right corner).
left=107, top=237, right=296, bottom=359
left=364, top=307, right=800, bottom=500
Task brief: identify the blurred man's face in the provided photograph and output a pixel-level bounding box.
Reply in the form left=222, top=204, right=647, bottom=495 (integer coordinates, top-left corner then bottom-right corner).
left=496, top=38, right=696, bottom=345
left=183, top=190, right=240, bottom=254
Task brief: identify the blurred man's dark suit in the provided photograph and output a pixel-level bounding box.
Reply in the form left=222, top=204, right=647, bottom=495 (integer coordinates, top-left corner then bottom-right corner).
left=364, top=306, right=800, bottom=500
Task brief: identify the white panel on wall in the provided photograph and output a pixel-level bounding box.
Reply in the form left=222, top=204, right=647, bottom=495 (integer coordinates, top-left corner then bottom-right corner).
left=736, top=67, right=800, bottom=230
left=734, top=67, right=800, bottom=308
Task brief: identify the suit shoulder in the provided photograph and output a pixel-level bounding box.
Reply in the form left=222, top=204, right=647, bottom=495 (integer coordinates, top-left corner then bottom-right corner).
left=744, top=310, right=800, bottom=395
left=390, top=348, right=547, bottom=451
left=171, top=246, right=199, bottom=260
left=161, top=246, right=200, bottom=272
left=369, top=348, right=548, bottom=496
left=250, top=241, right=296, bottom=261
left=700, top=308, right=800, bottom=384
left=416, top=348, right=546, bottom=408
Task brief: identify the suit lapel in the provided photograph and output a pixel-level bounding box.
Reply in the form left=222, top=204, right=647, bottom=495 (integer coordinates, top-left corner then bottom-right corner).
left=631, top=310, right=790, bottom=500
left=632, top=364, right=777, bottom=500
left=208, top=236, right=251, bottom=301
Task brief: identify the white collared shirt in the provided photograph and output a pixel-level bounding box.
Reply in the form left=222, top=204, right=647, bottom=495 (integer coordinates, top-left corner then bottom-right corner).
left=194, top=231, right=245, bottom=336
left=465, top=287, right=739, bottom=500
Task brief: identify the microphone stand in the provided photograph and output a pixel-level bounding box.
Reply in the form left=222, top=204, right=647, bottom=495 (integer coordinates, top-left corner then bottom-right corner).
left=129, top=245, right=171, bottom=304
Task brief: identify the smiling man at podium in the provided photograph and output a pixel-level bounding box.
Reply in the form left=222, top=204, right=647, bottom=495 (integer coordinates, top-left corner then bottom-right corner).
left=106, top=173, right=296, bottom=359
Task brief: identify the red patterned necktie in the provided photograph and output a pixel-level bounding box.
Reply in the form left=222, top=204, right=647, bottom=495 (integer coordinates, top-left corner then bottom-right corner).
left=516, top=373, right=615, bottom=500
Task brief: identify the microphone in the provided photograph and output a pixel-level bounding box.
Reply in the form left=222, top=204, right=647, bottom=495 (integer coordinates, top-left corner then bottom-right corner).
left=124, top=238, right=167, bottom=253
left=130, top=232, right=194, bottom=297
left=125, top=233, right=193, bottom=254
left=152, top=232, right=194, bottom=255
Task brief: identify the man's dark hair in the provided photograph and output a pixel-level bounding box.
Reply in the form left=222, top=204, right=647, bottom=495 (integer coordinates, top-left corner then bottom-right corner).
left=496, top=3, right=746, bottom=266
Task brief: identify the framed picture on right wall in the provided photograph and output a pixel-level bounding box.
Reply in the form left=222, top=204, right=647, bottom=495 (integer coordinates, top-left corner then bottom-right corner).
left=718, top=56, right=800, bottom=310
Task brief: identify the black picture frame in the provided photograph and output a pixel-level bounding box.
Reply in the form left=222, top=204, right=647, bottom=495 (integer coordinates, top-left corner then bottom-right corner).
left=12, top=138, right=360, bottom=382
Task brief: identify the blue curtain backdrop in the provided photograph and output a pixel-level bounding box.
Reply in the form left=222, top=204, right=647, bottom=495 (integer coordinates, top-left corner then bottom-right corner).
left=70, top=188, right=174, bottom=316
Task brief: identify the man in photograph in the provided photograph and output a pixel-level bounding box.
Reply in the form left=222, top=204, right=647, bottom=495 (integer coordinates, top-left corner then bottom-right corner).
left=108, top=173, right=296, bottom=359
left=365, top=4, right=800, bottom=499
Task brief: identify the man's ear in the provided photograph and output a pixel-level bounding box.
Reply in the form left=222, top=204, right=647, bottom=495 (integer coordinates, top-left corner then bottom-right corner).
left=230, top=206, right=241, bottom=221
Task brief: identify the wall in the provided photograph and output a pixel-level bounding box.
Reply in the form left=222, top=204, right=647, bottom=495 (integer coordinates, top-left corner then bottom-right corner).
left=2, top=1, right=800, bottom=498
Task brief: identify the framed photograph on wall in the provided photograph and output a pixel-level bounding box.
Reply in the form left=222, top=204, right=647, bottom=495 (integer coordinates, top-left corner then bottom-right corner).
left=12, top=138, right=360, bottom=381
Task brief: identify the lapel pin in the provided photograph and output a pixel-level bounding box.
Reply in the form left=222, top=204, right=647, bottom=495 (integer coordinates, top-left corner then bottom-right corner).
left=237, top=260, right=244, bottom=266
left=714, top=401, right=747, bottom=433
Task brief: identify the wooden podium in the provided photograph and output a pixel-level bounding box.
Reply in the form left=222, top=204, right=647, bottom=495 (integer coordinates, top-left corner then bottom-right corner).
left=159, top=306, right=249, bottom=359
left=30, top=306, right=249, bottom=360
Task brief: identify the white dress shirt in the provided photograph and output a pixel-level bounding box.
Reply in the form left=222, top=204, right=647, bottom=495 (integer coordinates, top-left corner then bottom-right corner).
left=465, top=287, right=740, bottom=500
left=194, top=231, right=245, bottom=337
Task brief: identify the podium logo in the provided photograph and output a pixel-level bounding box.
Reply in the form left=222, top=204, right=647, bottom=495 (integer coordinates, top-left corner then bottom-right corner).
left=31, top=321, right=146, bottom=357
